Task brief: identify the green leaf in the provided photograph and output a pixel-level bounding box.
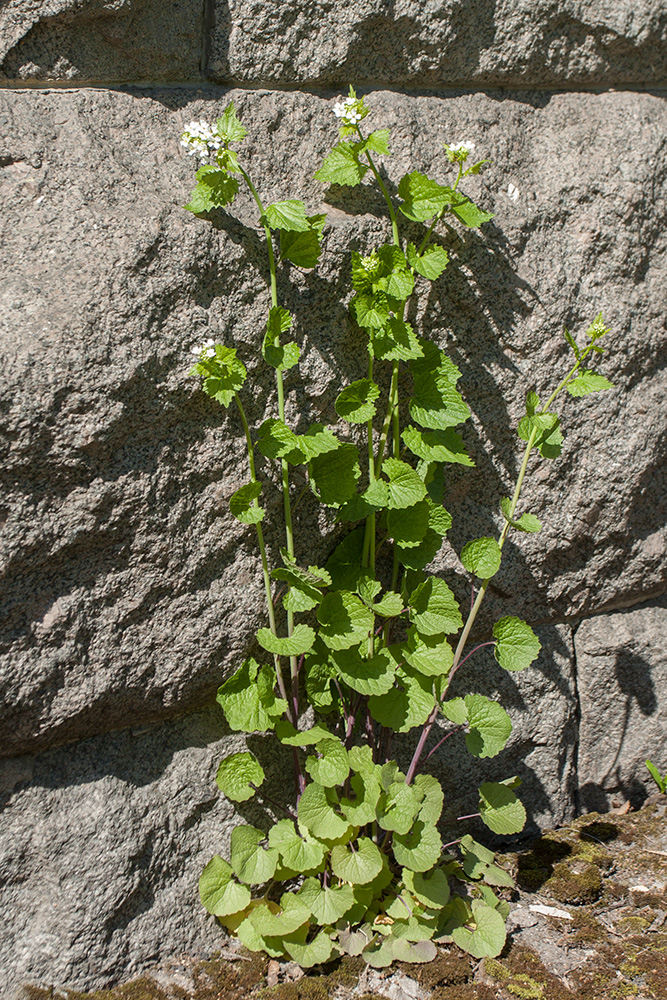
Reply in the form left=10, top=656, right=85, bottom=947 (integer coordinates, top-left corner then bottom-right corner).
left=216, top=751, right=265, bottom=803
left=229, top=481, right=264, bottom=525
left=185, top=165, right=239, bottom=213
left=216, top=658, right=287, bottom=732
left=493, top=616, right=541, bottom=672
left=414, top=773, right=445, bottom=824
left=190, top=344, right=246, bottom=408
left=317, top=590, right=374, bottom=650
left=465, top=695, right=512, bottom=758
left=363, top=935, right=397, bottom=968
left=383, top=458, right=428, bottom=510
left=351, top=291, right=391, bottom=330
left=348, top=744, right=376, bottom=776
left=408, top=346, right=470, bottom=430
left=236, top=908, right=285, bottom=958
left=199, top=856, right=251, bottom=917
left=398, top=171, right=454, bottom=222
left=249, top=892, right=311, bottom=936
left=368, top=666, right=435, bottom=733
left=409, top=577, right=463, bottom=635
left=326, top=527, right=365, bottom=591
left=393, top=821, right=443, bottom=873
left=262, top=306, right=300, bottom=372
left=372, top=317, right=424, bottom=362
left=566, top=371, right=613, bottom=396
left=297, top=782, right=350, bottom=841
left=448, top=191, right=494, bottom=228
left=479, top=779, right=527, bottom=835
left=403, top=425, right=473, bottom=465
left=451, top=900, right=506, bottom=959
left=403, top=868, right=450, bottom=909
left=272, top=556, right=331, bottom=614
left=282, top=927, right=334, bottom=968
left=263, top=199, right=310, bottom=232
left=315, top=142, right=368, bottom=186
left=332, top=646, right=398, bottom=696
left=340, top=771, right=382, bottom=826
left=306, top=738, right=350, bottom=787
left=377, top=781, right=423, bottom=835
left=406, top=242, right=449, bottom=280
left=392, top=939, right=438, bottom=964
left=646, top=760, right=667, bottom=794
left=295, top=424, right=340, bottom=461
left=460, top=537, right=502, bottom=579
left=387, top=500, right=430, bottom=547
left=310, top=443, right=361, bottom=506
left=404, top=628, right=454, bottom=677
left=363, top=128, right=391, bottom=154
left=330, top=837, right=383, bottom=884
left=372, top=592, right=404, bottom=617
left=268, top=818, right=327, bottom=873
left=377, top=266, right=414, bottom=300
left=304, top=653, right=337, bottom=711
left=396, top=528, right=444, bottom=571
left=459, top=835, right=514, bottom=888
left=215, top=102, right=247, bottom=144
left=257, top=418, right=303, bottom=463
left=230, top=825, right=279, bottom=885
left=297, top=877, right=355, bottom=924
left=280, top=214, right=326, bottom=269
left=275, top=720, right=332, bottom=745
left=335, top=379, right=380, bottom=423
left=256, top=623, right=316, bottom=657
left=499, top=497, right=541, bottom=533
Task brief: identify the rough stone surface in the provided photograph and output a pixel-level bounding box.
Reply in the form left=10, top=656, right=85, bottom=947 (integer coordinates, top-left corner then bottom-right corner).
left=209, top=0, right=667, bottom=87
left=0, top=626, right=572, bottom=995
left=0, top=0, right=204, bottom=83
left=2, top=86, right=666, bottom=760
left=576, top=597, right=667, bottom=812
left=0, top=708, right=238, bottom=995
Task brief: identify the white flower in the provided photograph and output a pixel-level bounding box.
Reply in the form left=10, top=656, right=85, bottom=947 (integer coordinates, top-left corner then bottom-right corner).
left=332, top=96, right=362, bottom=126
left=191, top=338, right=217, bottom=359
left=180, top=121, right=223, bottom=162
left=507, top=183, right=520, bottom=202
left=449, top=141, right=476, bottom=155
left=444, top=140, right=476, bottom=164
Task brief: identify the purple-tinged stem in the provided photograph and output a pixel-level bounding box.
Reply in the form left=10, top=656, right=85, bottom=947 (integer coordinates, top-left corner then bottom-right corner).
left=457, top=812, right=481, bottom=822
left=455, top=641, right=497, bottom=672
left=424, top=727, right=462, bottom=763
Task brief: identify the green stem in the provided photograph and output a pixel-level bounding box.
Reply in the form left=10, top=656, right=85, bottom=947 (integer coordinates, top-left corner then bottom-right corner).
left=238, top=163, right=298, bottom=713
left=363, top=148, right=400, bottom=247
left=235, top=395, right=290, bottom=715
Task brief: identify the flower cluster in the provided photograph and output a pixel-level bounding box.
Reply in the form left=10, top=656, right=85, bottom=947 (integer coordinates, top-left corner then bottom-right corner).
left=191, top=338, right=217, bottom=359
left=333, top=96, right=363, bottom=126
left=180, top=121, right=223, bottom=162
left=444, top=140, right=476, bottom=163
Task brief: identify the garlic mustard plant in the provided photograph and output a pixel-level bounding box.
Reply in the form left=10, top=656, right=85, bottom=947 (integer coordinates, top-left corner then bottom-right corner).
left=181, top=89, right=613, bottom=970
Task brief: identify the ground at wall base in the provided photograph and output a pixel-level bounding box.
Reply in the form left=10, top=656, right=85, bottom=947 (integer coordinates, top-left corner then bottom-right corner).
left=16, top=796, right=667, bottom=1000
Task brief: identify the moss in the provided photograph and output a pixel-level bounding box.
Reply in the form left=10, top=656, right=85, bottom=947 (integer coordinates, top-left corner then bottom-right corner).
left=431, top=987, right=496, bottom=1000
left=484, top=958, right=545, bottom=999
left=616, top=915, right=650, bottom=934
left=404, top=947, right=473, bottom=988
left=545, top=859, right=602, bottom=904
left=571, top=910, right=606, bottom=944
left=192, top=950, right=267, bottom=1000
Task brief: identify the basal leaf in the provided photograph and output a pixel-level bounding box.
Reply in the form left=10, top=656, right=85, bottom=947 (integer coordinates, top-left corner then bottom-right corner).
left=414, top=773, right=445, bottom=824
left=282, top=927, right=334, bottom=968
left=340, top=770, right=382, bottom=826
left=306, top=738, right=350, bottom=787
left=330, top=836, right=383, bottom=884
left=297, top=877, right=355, bottom=925
left=403, top=867, right=450, bottom=909
left=229, top=481, right=265, bottom=525
left=493, top=616, right=541, bottom=671
left=216, top=751, right=265, bottom=803
left=332, top=646, right=398, bottom=696
left=368, top=665, right=435, bottom=733
left=463, top=694, right=512, bottom=759
left=297, top=782, right=350, bottom=841
left=479, top=779, right=527, bottom=835
left=451, top=899, right=506, bottom=958
left=326, top=527, right=365, bottom=591
left=403, top=628, right=454, bottom=676
left=199, top=856, right=251, bottom=917
left=249, top=892, right=311, bottom=936
left=275, top=720, right=333, bottom=746
left=393, top=820, right=443, bottom=873
left=460, top=537, right=502, bottom=579
left=392, top=938, right=438, bottom=964
left=268, top=818, right=327, bottom=874
left=387, top=500, right=430, bottom=547
left=335, top=379, right=380, bottom=423
left=377, top=781, right=423, bottom=835
left=230, top=825, right=279, bottom=885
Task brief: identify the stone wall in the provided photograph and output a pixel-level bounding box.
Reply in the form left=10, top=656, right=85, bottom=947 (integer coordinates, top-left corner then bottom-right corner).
left=1, top=1, right=666, bottom=994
